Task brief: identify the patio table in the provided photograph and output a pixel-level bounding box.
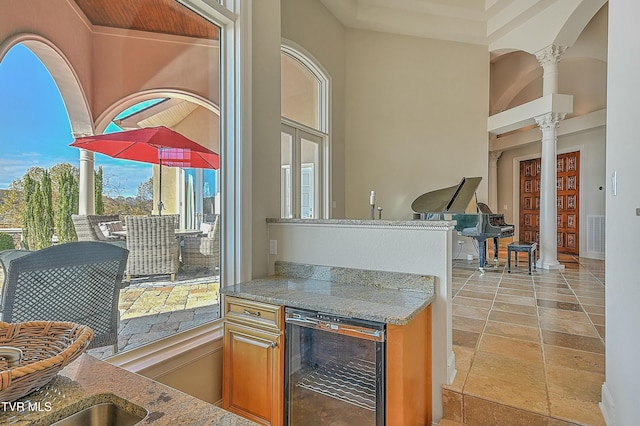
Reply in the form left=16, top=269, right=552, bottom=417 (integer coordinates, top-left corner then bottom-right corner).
left=111, top=229, right=204, bottom=238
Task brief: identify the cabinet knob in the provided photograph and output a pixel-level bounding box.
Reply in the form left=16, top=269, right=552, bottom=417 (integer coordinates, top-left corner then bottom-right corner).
left=271, top=341, right=278, bottom=348
left=242, top=308, right=261, bottom=317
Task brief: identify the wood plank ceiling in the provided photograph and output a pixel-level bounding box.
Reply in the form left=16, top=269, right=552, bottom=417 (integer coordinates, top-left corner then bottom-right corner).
left=73, top=0, right=219, bottom=40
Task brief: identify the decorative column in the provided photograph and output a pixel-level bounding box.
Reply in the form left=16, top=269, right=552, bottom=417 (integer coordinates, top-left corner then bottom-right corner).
left=533, top=45, right=568, bottom=270
left=534, top=113, right=565, bottom=270
left=489, top=150, right=502, bottom=212
left=77, top=146, right=95, bottom=215
left=535, top=45, right=566, bottom=95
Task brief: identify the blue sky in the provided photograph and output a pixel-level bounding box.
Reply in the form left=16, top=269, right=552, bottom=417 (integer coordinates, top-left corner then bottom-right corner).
left=0, top=44, right=151, bottom=197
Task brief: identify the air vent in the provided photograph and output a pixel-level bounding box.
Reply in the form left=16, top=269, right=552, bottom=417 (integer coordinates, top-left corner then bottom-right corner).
left=587, top=215, right=605, bottom=255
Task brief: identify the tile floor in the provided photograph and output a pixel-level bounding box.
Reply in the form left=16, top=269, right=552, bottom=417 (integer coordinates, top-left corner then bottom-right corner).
left=441, top=252, right=605, bottom=426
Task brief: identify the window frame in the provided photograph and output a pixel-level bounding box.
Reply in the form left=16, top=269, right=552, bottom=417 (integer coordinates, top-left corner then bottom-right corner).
left=280, top=43, right=331, bottom=219
left=109, top=0, right=251, bottom=370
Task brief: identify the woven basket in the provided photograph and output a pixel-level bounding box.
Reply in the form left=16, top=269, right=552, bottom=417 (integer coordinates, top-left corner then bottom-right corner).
left=0, top=321, right=94, bottom=403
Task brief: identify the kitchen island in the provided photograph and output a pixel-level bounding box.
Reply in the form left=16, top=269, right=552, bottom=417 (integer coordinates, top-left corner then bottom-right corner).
left=0, top=353, right=257, bottom=425
left=221, top=262, right=435, bottom=425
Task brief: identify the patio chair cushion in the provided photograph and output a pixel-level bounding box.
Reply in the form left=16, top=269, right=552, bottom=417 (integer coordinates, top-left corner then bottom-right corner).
left=72, top=214, right=121, bottom=242
left=200, top=222, right=212, bottom=235
left=98, top=221, right=124, bottom=239
left=93, top=225, right=108, bottom=241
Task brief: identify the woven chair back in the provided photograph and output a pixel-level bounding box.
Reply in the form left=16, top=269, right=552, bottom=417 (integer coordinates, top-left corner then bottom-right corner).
left=1, top=242, right=128, bottom=351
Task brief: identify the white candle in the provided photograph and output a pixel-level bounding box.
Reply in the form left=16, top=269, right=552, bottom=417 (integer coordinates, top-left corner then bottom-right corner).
left=370, top=190, right=376, bottom=205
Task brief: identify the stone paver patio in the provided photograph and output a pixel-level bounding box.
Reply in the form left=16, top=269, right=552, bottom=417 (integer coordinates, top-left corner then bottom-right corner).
left=87, top=272, right=221, bottom=359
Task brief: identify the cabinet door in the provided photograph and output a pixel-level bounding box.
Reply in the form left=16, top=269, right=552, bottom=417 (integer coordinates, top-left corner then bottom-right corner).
left=223, top=322, right=283, bottom=426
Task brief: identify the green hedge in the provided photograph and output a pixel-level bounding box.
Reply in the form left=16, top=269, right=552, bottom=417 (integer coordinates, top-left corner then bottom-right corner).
left=0, top=233, right=15, bottom=251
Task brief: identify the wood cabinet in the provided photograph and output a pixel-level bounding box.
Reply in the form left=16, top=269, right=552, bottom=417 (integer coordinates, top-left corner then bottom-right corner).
left=222, top=296, right=284, bottom=426
left=387, top=304, right=432, bottom=425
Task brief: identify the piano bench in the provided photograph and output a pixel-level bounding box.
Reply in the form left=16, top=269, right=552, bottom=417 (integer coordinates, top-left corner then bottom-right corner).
left=507, top=241, right=538, bottom=275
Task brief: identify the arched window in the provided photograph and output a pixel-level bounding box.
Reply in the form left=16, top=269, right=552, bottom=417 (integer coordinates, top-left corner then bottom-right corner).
left=280, top=45, right=330, bottom=219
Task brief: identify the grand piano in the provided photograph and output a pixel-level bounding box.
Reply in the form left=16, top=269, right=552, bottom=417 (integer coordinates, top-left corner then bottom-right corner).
left=411, top=177, right=514, bottom=271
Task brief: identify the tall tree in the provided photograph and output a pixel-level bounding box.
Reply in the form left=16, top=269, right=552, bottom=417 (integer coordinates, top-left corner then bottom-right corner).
left=23, top=170, right=54, bottom=250
left=95, top=166, right=104, bottom=215
left=38, top=171, right=55, bottom=249
left=22, top=174, right=35, bottom=249
left=0, top=179, right=25, bottom=227
left=56, top=169, right=78, bottom=243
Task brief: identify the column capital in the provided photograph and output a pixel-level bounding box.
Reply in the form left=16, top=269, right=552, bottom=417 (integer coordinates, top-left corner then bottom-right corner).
left=490, top=151, right=503, bottom=162
left=534, top=45, right=567, bottom=67
left=534, top=112, right=566, bottom=130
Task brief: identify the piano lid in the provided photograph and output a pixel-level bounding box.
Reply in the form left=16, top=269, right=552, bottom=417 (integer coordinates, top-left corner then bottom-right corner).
left=411, top=177, right=482, bottom=214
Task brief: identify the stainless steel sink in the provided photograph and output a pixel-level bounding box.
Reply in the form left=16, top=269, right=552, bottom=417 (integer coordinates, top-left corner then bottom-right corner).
left=50, top=402, right=145, bottom=426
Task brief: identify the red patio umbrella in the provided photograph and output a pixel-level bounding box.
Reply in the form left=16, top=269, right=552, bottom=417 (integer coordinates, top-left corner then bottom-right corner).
left=70, top=126, right=220, bottom=214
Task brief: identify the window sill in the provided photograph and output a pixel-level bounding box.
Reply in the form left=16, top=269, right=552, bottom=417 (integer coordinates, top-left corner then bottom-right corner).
left=106, top=319, right=224, bottom=373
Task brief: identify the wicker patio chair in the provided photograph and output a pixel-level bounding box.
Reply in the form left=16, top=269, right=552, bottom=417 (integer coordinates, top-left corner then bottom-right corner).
left=124, top=215, right=180, bottom=282
left=71, top=214, right=122, bottom=242
left=0, top=242, right=129, bottom=352
left=182, top=215, right=220, bottom=272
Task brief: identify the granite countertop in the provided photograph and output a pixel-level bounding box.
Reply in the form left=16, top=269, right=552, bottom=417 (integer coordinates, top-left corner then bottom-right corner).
left=0, top=354, right=257, bottom=426
left=221, top=262, right=435, bottom=325
left=266, top=218, right=454, bottom=229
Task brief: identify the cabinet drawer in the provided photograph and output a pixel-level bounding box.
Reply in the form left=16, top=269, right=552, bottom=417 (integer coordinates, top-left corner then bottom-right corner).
left=224, top=296, right=283, bottom=332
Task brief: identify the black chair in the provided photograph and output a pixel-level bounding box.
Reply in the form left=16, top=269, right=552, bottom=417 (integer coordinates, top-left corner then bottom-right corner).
left=0, top=242, right=129, bottom=352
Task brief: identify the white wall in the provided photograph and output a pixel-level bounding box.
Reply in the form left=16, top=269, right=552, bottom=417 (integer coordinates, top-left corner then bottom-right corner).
left=267, top=220, right=455, bottom=424
left=281, top=0, right=346, bottom=218
left=601, top=0, right=640, bottom=423
left=250, top=0, right=283, bottom=279
left=344, top=30, right=490, bottom=220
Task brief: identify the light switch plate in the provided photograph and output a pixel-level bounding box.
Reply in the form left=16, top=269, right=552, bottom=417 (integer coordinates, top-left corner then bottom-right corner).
left=269, top=240, right=277, bottom=255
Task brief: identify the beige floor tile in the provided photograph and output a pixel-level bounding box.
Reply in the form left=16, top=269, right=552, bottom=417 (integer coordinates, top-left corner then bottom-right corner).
left=470, top=352, right=546, bottom=390
left=494, top=293, right=537, bottom=307
left=442, top=389, right=463, bottom=423
left=454, top=329, right=481, bottom=349
left=477, top=334, right=543, bottom=363
left=457, top=289, right=496, bottom=300
left=545, top=364, right=605, bottom=402
left=499, top=281, right=534, bottom=290
left=453, top=315, right=486, bottom=333
left=497, top=287, right=536, bottom=297
left=542, top=330, right=605, bottom=354
left=582, top=304, right=605, bottom=315
left=548, top=392, right=606, bottom=426
left=577, top=296, right=605, bottom=306
left=534, top=292, right=579, bottom=304
left=489, top=310, right=539, bottom=327
left=491, top=301, right=538, bottom=316
left=463, top=374, right=549, bottom=416
left=453, top=296, right=493, bottom=309
left=543, top=344, right=605, bottom=374
left=453, top=304, right=490, bottom=320
left=587, top=313, right=605, bottom=326
left=539, top=316, right=601, bottom=338
left=484, top=320, right=540, bottom=343
left=538, top=306, right=591, bottom=323
left=463, top=395, right=550, bottom=426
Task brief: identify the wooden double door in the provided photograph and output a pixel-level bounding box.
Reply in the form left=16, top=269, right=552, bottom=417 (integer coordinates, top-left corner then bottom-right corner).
left=519, top=151, right=580, bottom=255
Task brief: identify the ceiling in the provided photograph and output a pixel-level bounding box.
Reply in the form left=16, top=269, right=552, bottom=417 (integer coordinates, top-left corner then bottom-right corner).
left=320, top=0, right=579, bottom=48
left=73, top=0, right=219, bottom=39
